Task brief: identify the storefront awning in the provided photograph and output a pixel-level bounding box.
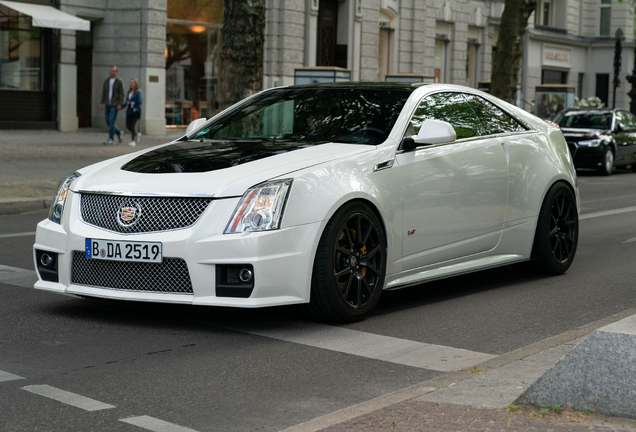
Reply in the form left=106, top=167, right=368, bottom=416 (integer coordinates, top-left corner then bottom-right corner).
left=0, top=1, right=90, bottom=31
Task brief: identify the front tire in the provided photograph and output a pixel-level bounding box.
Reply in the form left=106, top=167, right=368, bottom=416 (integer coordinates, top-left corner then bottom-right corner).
left=598, top=148, right=614, bottom=176
left=531, top=182, right=578, bottom=274
left=306, top=202, right=387, bottom=322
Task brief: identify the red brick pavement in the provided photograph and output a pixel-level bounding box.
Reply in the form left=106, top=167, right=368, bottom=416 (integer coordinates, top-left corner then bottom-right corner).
left=320, top=400, right=636, bottom=431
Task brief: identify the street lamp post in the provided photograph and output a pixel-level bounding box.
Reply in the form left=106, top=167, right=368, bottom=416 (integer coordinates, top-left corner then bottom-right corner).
left=624, top=32, right=636, bottom=115
left=613, top=28, right=623, bottom=109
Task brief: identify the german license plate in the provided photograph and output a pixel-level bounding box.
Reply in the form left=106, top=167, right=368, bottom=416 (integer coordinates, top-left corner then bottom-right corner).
left=85, top=238, right=162, bottom=263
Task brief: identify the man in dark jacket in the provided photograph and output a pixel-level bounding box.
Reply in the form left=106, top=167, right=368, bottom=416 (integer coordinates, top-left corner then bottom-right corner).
left=100, top=65, right=125, bottom=144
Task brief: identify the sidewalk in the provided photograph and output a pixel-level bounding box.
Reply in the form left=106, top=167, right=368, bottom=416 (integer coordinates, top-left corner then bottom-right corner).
left=2, top=129, right=636, bottom=431
left=0, top=128, right=182, bottom=215
left=282, top=307, right=636, bottom=432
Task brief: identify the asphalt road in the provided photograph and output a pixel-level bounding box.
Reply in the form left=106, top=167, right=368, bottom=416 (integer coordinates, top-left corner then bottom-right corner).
left=1, top=168, right=635, bottom=432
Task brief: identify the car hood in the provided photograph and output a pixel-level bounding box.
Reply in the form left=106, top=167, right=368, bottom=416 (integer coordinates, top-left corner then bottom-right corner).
left=72, top=140, right=375, bottom=198
left=560, top=128, right=610, bottom=141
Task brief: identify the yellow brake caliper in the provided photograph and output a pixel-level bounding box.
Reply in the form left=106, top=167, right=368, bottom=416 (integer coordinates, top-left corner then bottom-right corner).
left=349, top=228, right=368, bottom=276
left=360, top=244, right=367, bottom=276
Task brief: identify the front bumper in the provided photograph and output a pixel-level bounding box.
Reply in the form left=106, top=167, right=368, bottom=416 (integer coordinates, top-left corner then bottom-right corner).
left=33, top=193, right=322, bottom=307
left=567, top=142, right=605, bottom=169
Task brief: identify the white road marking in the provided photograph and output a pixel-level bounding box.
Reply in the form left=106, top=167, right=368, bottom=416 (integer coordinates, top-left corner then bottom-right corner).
left=21, top=385, right=115, bottom=411
left=226, top=321, right=496, bottom=372
left=0, top=370, right=25, bottom=382
left=0, top=265, right=33, bottom=274
left=580, top=206, right=636, bottom=220
left=0, top=231, right=36, bottom=239
left=120, top=416, right=199, bottom=432
left=624, top=237, right=636, bottom=243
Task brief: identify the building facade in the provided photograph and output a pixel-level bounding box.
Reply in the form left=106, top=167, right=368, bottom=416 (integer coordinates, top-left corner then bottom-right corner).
left=524, top=0, right=635, bottom=114
left=0, top=0, right=633, bottom=133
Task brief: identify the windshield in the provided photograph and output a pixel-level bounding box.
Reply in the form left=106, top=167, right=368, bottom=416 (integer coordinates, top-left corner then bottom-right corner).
left=554, top=111, right=613, bottom=130
left=192, top=87, right=413, bottom=145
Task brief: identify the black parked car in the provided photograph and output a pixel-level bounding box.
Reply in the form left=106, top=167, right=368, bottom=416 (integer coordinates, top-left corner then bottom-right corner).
left=553, top=108, right=636, bottom=175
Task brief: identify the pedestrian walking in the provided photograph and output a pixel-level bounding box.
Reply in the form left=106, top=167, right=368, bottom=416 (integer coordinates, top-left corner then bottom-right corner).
left=99, top=65, right=125, bottom=145
left=123, top=78, right=143, bottom=147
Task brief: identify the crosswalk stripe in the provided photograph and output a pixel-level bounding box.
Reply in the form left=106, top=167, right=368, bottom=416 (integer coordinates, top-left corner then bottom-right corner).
left=21, top=385, right=115, bottom=411
left=580, top=205, right=636, bottom=220
left=120, top=416, right=200, bottom=432
left=225, top=321, right=496, bottom=372
left=0, top=370, right=25, bottom=382
left=0, top=231, right=36, bottom=239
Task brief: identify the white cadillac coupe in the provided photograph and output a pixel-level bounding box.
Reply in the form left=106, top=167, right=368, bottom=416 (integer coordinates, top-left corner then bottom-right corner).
left=33, top=83, right=579, bottom=321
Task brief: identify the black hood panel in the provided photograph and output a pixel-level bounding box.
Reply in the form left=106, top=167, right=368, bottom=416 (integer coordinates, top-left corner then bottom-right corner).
left=561, top=129, right=609, bottom=142
left=121, top=140, right=322, bottom=174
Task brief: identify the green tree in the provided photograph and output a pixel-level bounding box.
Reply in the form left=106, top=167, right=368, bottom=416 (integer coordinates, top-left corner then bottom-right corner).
left=219, top=0, right=266, bottom=110
left=490, top=0, right=537, bottom=103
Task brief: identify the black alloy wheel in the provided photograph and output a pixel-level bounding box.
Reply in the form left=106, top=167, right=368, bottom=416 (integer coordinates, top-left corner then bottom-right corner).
left=531, top=182, right=578, bottom=274
left=307, top=201, right=386, bottom=322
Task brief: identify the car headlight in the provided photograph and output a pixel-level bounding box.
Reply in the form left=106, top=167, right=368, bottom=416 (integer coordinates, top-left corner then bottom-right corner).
left=48, top=172, right=80, bottom=224
left=578, top=139, right=602, bottom=147
left=225, top=179, right=292, bottom=234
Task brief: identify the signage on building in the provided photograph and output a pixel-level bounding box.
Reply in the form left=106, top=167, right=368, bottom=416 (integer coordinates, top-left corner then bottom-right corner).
left=542, top=45, right=571, bottom=68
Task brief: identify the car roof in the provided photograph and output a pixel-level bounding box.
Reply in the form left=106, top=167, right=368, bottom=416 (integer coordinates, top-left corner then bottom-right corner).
left=284, top=81, right=422, bottom=91
left=559, top=108, right=615, bottom=114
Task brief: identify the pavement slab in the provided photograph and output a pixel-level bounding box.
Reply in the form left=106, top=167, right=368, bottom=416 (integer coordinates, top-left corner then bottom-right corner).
left=319, top=401, right=636, bottom=431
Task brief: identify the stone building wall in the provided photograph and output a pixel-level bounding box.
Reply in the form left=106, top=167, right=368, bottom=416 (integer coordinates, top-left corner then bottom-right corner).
left=264, top=0, right=306, bottom=88
left=59, top=0, right=166, bottom=134
left=360, top=0, right=380, bottom=81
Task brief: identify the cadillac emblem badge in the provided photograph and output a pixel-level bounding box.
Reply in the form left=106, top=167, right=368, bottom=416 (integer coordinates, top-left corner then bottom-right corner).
left=117, top=203, right=141, bottom=227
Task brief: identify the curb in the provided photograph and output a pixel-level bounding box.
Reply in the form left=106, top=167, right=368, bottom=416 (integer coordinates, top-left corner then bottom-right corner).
left=0, top=198, right=52, bottom=216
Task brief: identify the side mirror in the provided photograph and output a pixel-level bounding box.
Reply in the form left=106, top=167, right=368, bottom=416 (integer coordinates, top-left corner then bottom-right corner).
left=614, top=124, right=624, bottom=133
left=401, top=119, right=457, bottom=151
left=185, top=118, right=208, bottom=137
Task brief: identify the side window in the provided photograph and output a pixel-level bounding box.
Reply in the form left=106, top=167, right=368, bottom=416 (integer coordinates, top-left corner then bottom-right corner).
left=410, top=92, right=484, bottom=139
left=617, top=111, right=636, bottom=130
left=464, top=94, right=527, bottom=135
left=615, top=111, right=628, bottom=131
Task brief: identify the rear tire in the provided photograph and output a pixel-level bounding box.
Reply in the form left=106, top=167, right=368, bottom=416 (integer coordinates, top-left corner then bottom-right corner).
left=305, top=201, right=387, bottom=322
left=531, top=182, right=578, bottom=274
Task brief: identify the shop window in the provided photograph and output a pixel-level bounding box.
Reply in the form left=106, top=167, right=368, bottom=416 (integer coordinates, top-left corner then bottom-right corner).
left=542, top=69, right=567, bottom=84
left=378, top=9, right=395, bottom=80
left=168, top=0, right=223, bottom=24
left=166, top=0, right=223, bottom=127
left=0, top=6, right=42, bottom=91
left=600, top=0, right=611, bottom=36
left=435, top=22, right=451, bottom=84
left=466, top=44, right=478, bottom=88
left=434, top=40, right=447, bottom=83
left=596, top=73, right=609, bottom=106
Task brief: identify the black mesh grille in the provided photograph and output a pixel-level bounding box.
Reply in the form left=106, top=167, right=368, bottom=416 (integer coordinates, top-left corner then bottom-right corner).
left=80, top=193, right=212, bottom=234
left=71, top=252, right=193, bottom=294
